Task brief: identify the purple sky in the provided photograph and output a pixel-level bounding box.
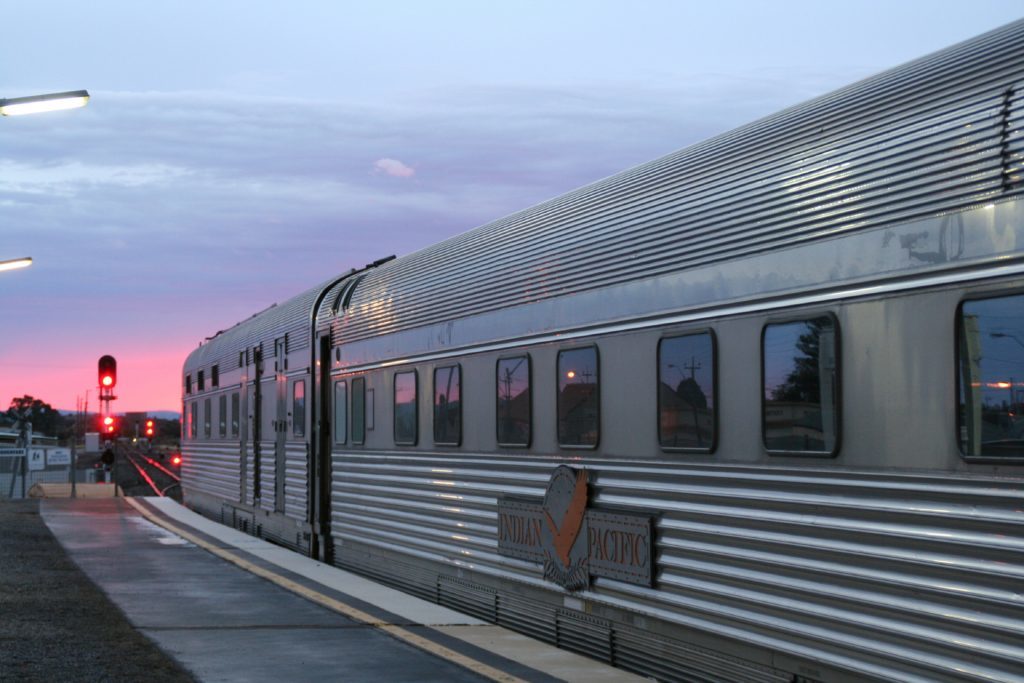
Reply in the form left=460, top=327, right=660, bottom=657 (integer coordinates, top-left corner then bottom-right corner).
left=1, top=2, right=1021, bottom=413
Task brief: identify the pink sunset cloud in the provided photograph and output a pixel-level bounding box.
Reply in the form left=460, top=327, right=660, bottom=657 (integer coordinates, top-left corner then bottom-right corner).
left=373, top=158, right=415, bottom=178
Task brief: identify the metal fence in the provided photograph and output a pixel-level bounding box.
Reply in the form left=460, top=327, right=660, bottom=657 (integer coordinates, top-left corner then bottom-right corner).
left=0, top=448, right=97, bottom=499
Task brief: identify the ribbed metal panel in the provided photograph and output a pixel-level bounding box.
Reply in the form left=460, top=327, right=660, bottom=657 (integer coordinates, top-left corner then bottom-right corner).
left=495, top=592, right=557, bottom=644
left=329, top=452, right=1024, bottom=682
left=1008, top=87, right=1024, bottom=189
left=438, top=576, right=497, bottom=622
left=257, top=439, right=275, bottom=511
left=283, top=442, right=307, bottom=521
left=613, top=623, right=791, bottom=683
left=556, top=610, right=612, bottom=662
left=244, top=447, right=255, bottom=506
left=318, top=22, right=1024, bottom=347
left=180, top=443, right=239, bottom=502
left=334, top=540, right=439, bottom=602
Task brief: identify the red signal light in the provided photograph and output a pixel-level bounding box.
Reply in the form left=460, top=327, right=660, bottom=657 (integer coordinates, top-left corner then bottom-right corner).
left=145, top=419, right=155, bottom=437
left=171, top=455, right=182, bottom=466
left=102, top=415, right=118, bottom=436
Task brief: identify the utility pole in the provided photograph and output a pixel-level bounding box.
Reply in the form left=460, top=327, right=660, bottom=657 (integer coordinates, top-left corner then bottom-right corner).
left=17, top=415, right=31, bottom=499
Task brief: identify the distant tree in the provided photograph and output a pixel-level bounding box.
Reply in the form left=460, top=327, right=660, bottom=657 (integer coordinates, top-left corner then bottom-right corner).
left=155, top=417, right=181, bottom=442
left=771, top=320, right=827, bottom=403
left=5, top=395, right=66, bottom=438
left=675, top=377, right=708, bottom=410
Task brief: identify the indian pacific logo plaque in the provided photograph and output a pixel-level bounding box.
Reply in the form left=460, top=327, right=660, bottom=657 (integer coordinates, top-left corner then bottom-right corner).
left=498, top=465, right=654, bottom=590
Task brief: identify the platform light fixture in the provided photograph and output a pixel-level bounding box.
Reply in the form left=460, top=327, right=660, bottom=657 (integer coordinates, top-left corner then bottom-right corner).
left=0, top=257, right=32, bottom=272
left=0, top=89, right=90, bottom=117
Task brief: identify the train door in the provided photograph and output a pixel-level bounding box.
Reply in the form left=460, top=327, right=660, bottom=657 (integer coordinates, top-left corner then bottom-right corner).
left=314, top=333, right=333, bottom=562
left=239, top=352, right=249, bottom=505
left=252, top=345, right=263, bottom=505
left=274, top=336, right=287, bottom=513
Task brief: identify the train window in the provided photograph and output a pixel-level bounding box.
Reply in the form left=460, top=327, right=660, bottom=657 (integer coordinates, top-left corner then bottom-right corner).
left=231, top=393, right=240, bottom=437
left=212, top=365, right=219, bottom=388
left=958, top=294, right=1024, bottom=458
left=497, top=355, right=530, bottom=447
left=352, top=377, right=366, bottom=444
left=558, top=347, right=599, bottom=448
left=433, top=365, right=461, bottom=445
left=203, top=398, right=212, bottom=438
left=394, top=371, right=418, bottom=446
left=293, top=381, right=306, bottom=438
left=334, top=380, right=348, bottom=445
left=189, top=402, right=197, bottom=439
left=658, top=332, right=716, bottom=452
left=239, top=352, right=244, bottom=368
left=218, top=395, right=227, bottom=437
left=185, top=374, right=192, bottom=395
left=198, top=370, right=205, bottom=392
left=762, top=315, right=838, bottom=455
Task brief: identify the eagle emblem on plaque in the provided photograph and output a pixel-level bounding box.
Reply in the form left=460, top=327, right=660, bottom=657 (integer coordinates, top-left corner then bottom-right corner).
left=540, top=466, right=590, bottom=590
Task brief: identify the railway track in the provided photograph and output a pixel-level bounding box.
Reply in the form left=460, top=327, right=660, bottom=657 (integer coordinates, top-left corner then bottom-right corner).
left=113, top=444, right=182, bottom=502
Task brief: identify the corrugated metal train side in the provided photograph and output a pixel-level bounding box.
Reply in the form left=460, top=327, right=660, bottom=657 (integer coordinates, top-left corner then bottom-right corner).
left=179, top=20, right=1024, bottom=683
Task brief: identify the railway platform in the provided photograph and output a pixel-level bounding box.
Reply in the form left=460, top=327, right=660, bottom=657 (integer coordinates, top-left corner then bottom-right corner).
left=4, top=495, right=648, bottom=682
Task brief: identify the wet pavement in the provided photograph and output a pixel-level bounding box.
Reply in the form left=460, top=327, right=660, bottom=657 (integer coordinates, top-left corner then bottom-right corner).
left=0, top=498, right=193, bottom=682
left=3, top=496, right=647, bottom=682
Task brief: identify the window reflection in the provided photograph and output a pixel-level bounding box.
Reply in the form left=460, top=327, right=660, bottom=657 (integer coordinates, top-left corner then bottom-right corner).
left=434, top=365, right=461, bottom=445
left=394, top=371, right=418, bottom=445
left=293, top=381, right=305, bottom=438
left=959, top=294, right=1024, bottom=457
left=659, top=333, right=714, bottom=450
left=558, top=347, right=599, bottom=447
left=497, top=356, right=530, bottom=446
left=203, top=398, right=212, bottom=438
left=231, top=393, right=240, bottom=437
left=763, top=316, right=838, bottom=453
left=352, top=377, right=366, bottom=445
left=334, top=380, right=347, bottom=445
left=219, top=395, right=227, bottom=437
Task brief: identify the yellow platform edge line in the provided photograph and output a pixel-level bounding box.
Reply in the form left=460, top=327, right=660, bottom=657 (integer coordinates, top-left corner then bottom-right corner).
left=125, top=498, right=526, bottom=683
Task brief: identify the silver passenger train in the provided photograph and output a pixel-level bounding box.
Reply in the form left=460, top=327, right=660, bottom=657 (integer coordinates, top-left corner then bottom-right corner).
left=182, top=21, right=1024, bottom=683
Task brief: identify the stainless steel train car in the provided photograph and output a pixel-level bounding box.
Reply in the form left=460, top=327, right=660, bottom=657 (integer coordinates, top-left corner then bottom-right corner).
left=181, top=21, right=1024, bottom=683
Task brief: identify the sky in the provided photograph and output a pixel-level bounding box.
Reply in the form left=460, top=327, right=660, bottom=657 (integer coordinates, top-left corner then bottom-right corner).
left=1, top=1, right=1021, bottom=414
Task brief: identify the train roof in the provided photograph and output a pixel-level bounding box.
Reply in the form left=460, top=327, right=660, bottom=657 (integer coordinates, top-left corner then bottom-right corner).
left=184, top=278, right=337, bottom=373
left=320, top=19, right=1024, bottom=345
left=187, top=20, right=1024, bottom=377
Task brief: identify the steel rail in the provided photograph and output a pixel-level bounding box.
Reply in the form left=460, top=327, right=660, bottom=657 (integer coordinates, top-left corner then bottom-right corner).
left=135, top=450, right=181, bottom=482
left=122, top=450, right=164, bottom=497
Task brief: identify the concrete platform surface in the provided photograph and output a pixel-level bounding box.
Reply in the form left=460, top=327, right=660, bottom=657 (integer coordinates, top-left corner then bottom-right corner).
left=40, top=497, right=651, bottom=683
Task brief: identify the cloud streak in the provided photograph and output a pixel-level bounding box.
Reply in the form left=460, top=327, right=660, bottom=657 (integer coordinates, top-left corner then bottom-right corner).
left=373, top=158, right=415, bottom=178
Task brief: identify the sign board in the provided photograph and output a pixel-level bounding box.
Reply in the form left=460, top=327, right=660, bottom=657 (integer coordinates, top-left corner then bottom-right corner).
left=27, top=449, right=46, bottom=471
left=47, top=448, right=72, bottom=467
left=85, top=432, right=100, bottom=453
left=497, top=465, right=655, bottom=591
left=0, top=448, right=26, bottom=457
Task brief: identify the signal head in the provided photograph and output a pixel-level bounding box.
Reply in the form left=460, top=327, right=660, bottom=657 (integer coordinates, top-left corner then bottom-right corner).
left=98, top=355, right=117, bottom=389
